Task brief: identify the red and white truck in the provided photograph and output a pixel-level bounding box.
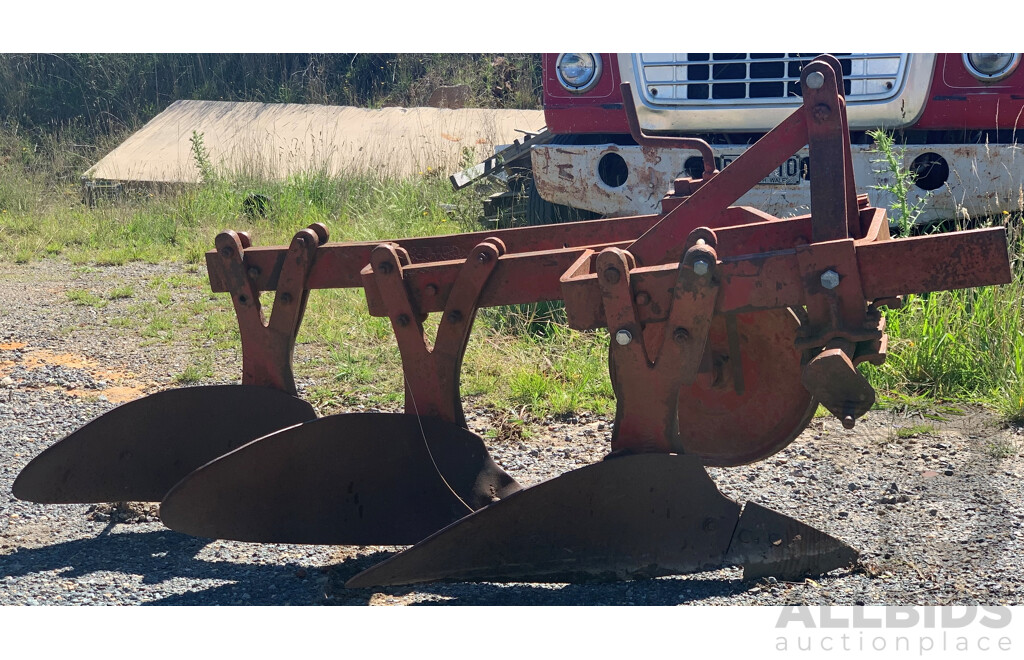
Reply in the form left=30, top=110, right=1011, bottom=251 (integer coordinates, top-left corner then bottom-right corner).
left=525, top=53, right=1024, bottom=226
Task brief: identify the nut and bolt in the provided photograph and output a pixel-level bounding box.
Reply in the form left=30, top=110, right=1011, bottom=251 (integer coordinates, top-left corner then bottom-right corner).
left=279, top=292, right=293, bottom=304
left=396, top=314, right=410, bottom=327
left=220, top=246, right=235, bottom=258
left=425, top=284, right=439, bottom=296
left=603, top=266, right=621, bottom=284
left=246, top=266, right=261, bottom=279
left=693, top=259, right=710, bottom=276
left=634, top=291, right=650, bottom=306
left=477, top=251, right=491, bottom=264
left=448, top=310, right=464, bottom=324
left=673, top=327, right=690, bottom=344
left=378, top=261, right=394, bottom=275
left=812, top=103, right=832, bottom=122
left=820, top=269, right=840, bottom=290
left=614, top=329, right=633, bottom=346
left=805, top=71, right=825, bottom=90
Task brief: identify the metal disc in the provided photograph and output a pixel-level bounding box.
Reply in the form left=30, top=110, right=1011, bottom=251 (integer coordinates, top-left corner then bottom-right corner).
left=159, top=413, right=520, bottom=546
left=346, top=453, right=741, bottom=588
left=12, top=385, right=316, bottom=504
left=678, top=308, right=817, bottom=466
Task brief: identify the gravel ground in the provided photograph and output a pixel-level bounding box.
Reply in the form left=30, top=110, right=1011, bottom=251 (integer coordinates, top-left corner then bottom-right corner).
left=2, top=260, right=1023, bottom=606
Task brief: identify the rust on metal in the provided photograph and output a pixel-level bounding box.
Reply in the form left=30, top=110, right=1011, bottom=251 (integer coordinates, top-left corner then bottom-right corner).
left=14, top=56, right=1015, bottom=587
left=725, top=501, right=859, bottom=581
left=677, top=309, right=816, bottom=466
left=371, top=239, right=504, bottom=426
left=12, top=385, right=315, bottom=503
left=346, top=454, right=743, bottom=587
left=12, top=223, right=330, bottom=504
left=159, top=414, right=519, bottom=545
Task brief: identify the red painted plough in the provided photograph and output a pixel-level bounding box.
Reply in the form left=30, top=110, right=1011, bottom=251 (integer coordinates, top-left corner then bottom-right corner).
left=15, top=56, right=1012, bottom=586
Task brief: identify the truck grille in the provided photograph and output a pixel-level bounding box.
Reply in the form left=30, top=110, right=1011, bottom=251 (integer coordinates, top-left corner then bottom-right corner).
left=635, top=53, right=908, bottom=106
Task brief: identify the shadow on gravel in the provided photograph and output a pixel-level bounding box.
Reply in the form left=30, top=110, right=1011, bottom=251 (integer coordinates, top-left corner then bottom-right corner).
left=323, top=554, right=752, bottom=605
left=2, top=527, right=754, bottom=606
left=0, top=526, right=332, bottom=605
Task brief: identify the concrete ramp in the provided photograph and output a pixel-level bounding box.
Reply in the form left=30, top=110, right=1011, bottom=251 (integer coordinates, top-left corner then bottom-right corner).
left=84, top=100, right=545, bottom=184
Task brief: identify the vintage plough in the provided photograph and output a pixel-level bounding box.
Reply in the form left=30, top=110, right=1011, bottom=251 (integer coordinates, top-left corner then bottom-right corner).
left=13, top=57, right=1013, bottom=586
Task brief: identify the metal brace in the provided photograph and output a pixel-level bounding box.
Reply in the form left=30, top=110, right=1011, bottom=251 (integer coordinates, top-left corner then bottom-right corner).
left=371, top=238, right=506, bottom=427
left=213, top=223, right=327, bottom=394
left=598, top=232, right=721, bottom=454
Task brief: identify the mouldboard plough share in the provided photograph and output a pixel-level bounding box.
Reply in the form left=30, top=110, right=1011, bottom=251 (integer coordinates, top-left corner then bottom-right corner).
left=13, top=56, right=1013, bottom=587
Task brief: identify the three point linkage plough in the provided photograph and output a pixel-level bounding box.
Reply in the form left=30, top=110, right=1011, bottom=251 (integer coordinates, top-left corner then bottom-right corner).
left=14, top=57, right=1013, bottom=587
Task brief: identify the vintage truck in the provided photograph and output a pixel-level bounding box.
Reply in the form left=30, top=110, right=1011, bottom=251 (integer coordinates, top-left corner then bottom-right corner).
left=519, top=53, right=1023, bottom=226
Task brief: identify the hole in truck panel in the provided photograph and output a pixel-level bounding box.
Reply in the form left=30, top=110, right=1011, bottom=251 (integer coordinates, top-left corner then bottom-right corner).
left=910, top=153, right=949, bottom=191
left=598, top=152, right=629, bottom=188
left=684, top=156, right=705, bottom=179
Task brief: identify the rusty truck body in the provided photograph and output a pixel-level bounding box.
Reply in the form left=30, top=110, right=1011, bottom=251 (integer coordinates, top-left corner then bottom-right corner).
left=529, top=53, right=1024, bottom=225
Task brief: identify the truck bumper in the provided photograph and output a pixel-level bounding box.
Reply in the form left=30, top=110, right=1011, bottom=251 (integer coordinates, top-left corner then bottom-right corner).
left=531, top=142, right=1024, bottom=224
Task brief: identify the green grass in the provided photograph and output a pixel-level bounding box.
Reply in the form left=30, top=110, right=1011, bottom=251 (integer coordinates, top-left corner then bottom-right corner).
left=174, top=356, right=215, bottom=385
left=894, top=423, right=937, bottom=439
left=863, top=219, right=1024, bottom=423
left=66, top=289, right=108, bottom=308
left=3, top=120, right=1023, bottom=426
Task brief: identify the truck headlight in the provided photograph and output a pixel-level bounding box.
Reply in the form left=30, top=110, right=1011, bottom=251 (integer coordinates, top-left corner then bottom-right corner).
left=556, top=53, right=602, bottom=93
left=963, top=53, right=1020, bottom=82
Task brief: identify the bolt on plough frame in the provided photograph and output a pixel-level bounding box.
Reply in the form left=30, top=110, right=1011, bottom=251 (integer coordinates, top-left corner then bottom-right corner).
left=14, top=56, right=1012, bottom=586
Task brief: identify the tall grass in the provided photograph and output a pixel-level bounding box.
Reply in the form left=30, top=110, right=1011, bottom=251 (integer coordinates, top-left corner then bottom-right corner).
left=864, top=131, right=1024, bottom=421
left=867, top=241, right=1024, bottom=422
left=0, top=54, right=542, bottom=135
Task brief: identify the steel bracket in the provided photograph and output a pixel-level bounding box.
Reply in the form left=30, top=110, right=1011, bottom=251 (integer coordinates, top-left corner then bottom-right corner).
left=211, top=223, right=328, bottom=393
left=593, top=229, right=721, bottom=454
left=369, top=238, right=505, bottom=426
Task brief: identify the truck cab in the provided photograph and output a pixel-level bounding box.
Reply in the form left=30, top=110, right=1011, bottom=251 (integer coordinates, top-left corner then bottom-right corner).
left=531, top=53, right=1024, bottom=225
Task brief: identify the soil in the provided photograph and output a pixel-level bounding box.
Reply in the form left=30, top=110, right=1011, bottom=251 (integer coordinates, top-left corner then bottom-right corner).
left=1, top=260, right=1022, bottom=606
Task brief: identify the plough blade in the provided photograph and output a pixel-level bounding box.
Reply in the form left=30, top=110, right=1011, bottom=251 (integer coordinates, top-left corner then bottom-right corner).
left=725, top=501, right=859, bottom=581
left=346, top=454, right=745, bottom=588
left=159, top=413, right=520, bottom=545
left=12, top=385, right=315, bottom=503
left=346, top=453, right=857, bottom=588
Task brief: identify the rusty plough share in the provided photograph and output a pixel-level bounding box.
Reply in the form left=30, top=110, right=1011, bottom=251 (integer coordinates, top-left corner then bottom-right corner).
left=13, top=56, right=1013, bottom=586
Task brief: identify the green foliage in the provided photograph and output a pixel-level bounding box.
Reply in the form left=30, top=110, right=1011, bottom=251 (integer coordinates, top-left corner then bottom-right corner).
left=867, top=129, right=929, bottom=237
left=864, top=217, right=1024, bottom=422
left=0, top=54, right=542, bottom=137
left=189, top=131, right=216, bottom=184
left=66, top=288, right=107, bottom=308
left=863, top=130, right=1024, bottom=422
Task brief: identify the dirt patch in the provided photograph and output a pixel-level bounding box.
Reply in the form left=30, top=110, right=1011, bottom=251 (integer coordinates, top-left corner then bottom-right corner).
left=86, top=502, right=160, bottom=524
left=1, top=344, right=150, bottom=403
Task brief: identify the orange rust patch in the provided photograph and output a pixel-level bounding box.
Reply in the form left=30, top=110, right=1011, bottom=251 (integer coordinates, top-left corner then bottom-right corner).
left=0, top=343, right=147, bottom=403
left=63, top=385, right=143, bottom=404
left=19, top=349, right=137, bottom=382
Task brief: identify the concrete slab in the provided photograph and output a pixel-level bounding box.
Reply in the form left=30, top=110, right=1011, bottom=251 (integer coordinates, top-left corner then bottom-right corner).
left=84, top=100, right=545, bottom=184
